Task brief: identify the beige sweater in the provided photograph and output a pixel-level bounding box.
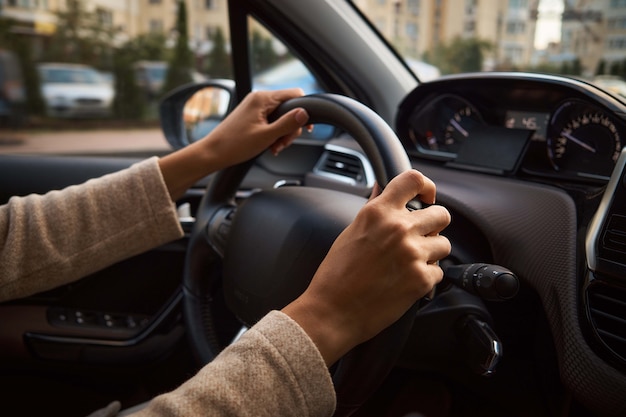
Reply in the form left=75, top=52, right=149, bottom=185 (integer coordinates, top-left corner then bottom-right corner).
left=0, top=157, right=336, bottom=416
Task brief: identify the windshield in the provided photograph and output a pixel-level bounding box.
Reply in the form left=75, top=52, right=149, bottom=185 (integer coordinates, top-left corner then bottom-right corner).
left=0, top=0, right=623, bottom=157
left=352, top=0, right=622, bottom=87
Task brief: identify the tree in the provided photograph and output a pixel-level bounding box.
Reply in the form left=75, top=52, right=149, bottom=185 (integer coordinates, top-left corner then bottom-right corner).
left=204, top=27, right=232, bottom=79
left=610, top=60, right=622, bottom=76
left=251, top=30, right=279, bottom=74
left=596, top=59, right=606, bottom=76
left=0, top=16, right=45, bottom=118
left=571, top=58, right=582, bottom=76
left=162, top=0, right=194, bottom=96
left=42, top=0, right=116, bottom=70
left=123, top=33, right=168, bottom=62
left=112, top=47, right=145, bottom=120
left=424, top=37, right=492, bottom=75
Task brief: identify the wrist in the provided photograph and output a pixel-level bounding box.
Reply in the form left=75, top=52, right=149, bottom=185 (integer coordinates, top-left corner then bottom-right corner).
left=281, top=295, right=357, bottom=367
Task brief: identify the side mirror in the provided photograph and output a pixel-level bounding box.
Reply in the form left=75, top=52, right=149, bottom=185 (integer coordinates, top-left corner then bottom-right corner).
left=159, top=80, right=235, bottom=149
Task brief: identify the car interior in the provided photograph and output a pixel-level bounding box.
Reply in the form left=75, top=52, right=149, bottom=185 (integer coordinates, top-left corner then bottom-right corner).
left=1, top=1, right=625, bottom=416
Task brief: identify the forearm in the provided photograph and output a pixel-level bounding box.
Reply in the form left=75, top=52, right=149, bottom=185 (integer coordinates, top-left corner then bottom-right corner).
left=158, top=138, right=226, bottom=201
left=132, top=311, right=336, bottom=417
left=0, top=158, right=183, bottom=302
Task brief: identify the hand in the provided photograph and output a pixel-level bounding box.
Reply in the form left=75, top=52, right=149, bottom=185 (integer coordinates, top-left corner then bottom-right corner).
left=159, top=89, right=310, bottom=200
left=282, top=170, right=451, bottom=366
left=203, top=88, right=310, bottom=168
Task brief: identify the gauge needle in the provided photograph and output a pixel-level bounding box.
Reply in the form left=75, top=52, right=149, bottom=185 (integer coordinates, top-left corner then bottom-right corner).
left=561, top=131, right=596, bottom=153
left=449, top=118, right=469, bottom=137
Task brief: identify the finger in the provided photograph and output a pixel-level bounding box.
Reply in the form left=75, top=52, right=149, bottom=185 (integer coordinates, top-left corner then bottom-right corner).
left=268, top=108, right=309, bottom=155
left=270, top=107, right=309, bottom=135
left=368, top=182, right=382, bottom=201
left=412, top=205, right=451, bottom=236
left=424, top=234, right=452, bottom=263
left=408, top=261, right=445, bottom=297
left=268, top=88, right=306, bottom=108
left=377, top=170, right=436, bottom=208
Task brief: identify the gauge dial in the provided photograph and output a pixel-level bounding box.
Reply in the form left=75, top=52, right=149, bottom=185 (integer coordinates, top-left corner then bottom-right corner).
left=547, top=100, right=623, bottom=179
left=408, top=94, right=484, bottom=158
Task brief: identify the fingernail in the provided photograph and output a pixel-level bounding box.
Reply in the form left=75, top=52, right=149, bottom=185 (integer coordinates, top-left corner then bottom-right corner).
left=295, top=109, right=309, bottom=125
left=273, top=144, right=285, bottom=155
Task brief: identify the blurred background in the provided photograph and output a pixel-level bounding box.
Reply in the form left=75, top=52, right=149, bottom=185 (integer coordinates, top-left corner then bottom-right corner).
left=1, top=0, right=625, bottom=155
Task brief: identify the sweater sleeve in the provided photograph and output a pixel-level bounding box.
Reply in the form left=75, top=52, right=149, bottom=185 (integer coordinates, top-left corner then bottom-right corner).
left=132, top=310, right=337, bottom=417
left=0, top=157, right=183, bottom=302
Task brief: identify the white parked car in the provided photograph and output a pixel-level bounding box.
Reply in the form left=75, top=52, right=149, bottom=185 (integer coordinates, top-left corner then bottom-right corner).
left=38, top=63, right=115, bottom=118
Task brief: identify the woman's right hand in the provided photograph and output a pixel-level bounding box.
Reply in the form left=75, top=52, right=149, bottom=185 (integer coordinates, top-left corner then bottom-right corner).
left=282, top=169, right=451, bottom=366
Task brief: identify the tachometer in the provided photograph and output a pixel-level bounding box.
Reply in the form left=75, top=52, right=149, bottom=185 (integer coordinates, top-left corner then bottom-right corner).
left=547, top=100, right=623, bottom=180
left=407, top=94, right=484, bottom=159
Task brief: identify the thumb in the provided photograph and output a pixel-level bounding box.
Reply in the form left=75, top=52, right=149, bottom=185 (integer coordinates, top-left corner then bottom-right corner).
left=269, top=108, right=310, bottom=155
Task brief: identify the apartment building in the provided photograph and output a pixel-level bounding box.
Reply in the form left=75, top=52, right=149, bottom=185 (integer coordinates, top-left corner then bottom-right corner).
left=139, top=0, right=229, bottom=56
left=0, top=0, right=228, bottom=54
left=354, top=0, right=538, bottom=70
left=2, top=0, right=543, bottom=71
left=559, top=0, right=626, bottom=76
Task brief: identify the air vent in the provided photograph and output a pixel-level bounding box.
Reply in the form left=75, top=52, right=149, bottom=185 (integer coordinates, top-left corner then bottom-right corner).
left=313, top=145, right=374, bottom=187
left=587, top=283, right=626, bottom=363
left=321, top=151, right=364, bottom=180
left=602, top=215, right=626, bottom=257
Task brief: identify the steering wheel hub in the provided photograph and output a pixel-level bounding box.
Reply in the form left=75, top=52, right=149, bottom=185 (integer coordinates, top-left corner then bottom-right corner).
left=223, top=186, right=366, bottom=325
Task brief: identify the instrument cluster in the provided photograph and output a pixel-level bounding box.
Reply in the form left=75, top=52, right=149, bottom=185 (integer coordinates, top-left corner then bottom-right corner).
left=396, top=73, right=626, bottom=184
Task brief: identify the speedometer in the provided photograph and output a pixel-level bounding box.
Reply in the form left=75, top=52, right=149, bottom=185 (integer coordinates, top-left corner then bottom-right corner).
left=547, top=100, right=623, bottom=180
left=407, top=94, right=484, bottom=159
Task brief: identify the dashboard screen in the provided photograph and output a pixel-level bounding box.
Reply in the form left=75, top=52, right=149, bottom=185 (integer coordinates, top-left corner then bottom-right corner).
left=504, top=110, right=550, bottom=141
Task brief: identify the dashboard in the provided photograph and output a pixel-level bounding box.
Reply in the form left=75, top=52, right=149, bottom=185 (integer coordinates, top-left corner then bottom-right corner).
left=395, top=72, right=626, bottom=185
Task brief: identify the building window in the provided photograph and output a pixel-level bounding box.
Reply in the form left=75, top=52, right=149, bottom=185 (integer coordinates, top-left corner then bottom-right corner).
left=509, top=0, right=528, bottom=8
left=96, top=8, right=113, bottom=27
left=149, top=19, right=164, bottom=33
left=608, top=18, right=626, bottom=29
left=465, top=0, right=477, bottom=15
left=407, top=0, right=419, bottom=15
left=506, top=21, right=526, bottom=34
left=503, top=44, right=524, bottom=64
left=149, top=0, right=162, bottom=4
left=610, top=0, right=626, bottom=8
left=206, top=25, right=217, bottom=39
left=405, top=22, right=418, bottom=40
left=608, top=36, right=626, bottom=49
left=205, top=0, right=216, bottom=9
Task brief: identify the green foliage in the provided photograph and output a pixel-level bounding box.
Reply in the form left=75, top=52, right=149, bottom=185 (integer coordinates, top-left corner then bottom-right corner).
left=112, top=47, right=145, bottom=120
left=42, top=0, right=117, bottom=71
left=0, top=16, right=45, bottom=117
left=250, top=30, right=280, bottom=74
left=596, top=59, right=606, bottom=76
left=424, top=36, right=492, bottom=74
left=571, top=58, right=582, bottom=76
left=610, top=60, right=622, bottom=76
left=162, top=0, right=194, bottom=96
left=204, top=27, right=232, bottom=78
left=123, top=33, right=168, bottom=62
left=526, top=62, right=562, bottom=75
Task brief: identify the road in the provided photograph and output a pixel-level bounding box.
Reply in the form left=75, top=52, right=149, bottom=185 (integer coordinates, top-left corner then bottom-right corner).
left=0, top=127, right=172, bottom=155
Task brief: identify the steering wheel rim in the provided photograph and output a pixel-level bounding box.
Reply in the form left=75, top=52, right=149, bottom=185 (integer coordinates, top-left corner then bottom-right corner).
left=183, top=93, right=415, bottom=416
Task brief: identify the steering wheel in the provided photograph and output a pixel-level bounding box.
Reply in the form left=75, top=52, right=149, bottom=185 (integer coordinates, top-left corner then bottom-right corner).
left=183, top=93, right=416, bottom=416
